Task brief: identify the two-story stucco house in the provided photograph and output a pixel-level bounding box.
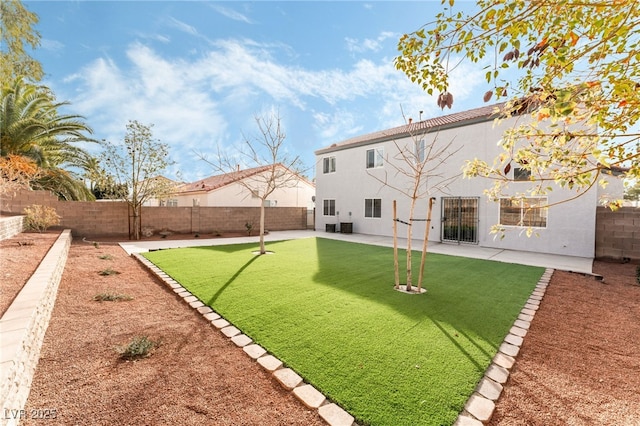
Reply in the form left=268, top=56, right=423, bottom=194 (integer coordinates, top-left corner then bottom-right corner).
left=315, top=103, right=624, bottom=259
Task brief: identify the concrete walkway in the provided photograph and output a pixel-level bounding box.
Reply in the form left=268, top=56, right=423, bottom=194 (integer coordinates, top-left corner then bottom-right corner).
left=120, top=230, right=593, bottom=274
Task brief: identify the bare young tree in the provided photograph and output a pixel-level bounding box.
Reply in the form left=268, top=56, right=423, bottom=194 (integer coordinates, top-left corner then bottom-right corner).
left=201, top=110, right=305, bottom=255
left=369, top=115, right=460, bottom=292
left=101, top=120, right=175, bottom=240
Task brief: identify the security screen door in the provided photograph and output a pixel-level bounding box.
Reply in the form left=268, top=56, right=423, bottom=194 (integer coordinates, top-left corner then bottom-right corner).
left=441, top=197, right=479, bottom=244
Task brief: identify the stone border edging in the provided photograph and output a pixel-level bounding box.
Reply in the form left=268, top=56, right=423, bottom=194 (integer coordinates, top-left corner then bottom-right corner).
left=0, top=230, right=72, bottom=426
left=132, top=253, right=356, bottom=426
left=454, top=268, right=554, bottom=425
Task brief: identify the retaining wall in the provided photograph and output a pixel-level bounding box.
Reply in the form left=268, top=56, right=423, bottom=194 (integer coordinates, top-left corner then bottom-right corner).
left=0, top=216, right=24, bottom=241
left=0, top=230, right=72, bottom=426
left=595, top=207, right=640, bottom=261
left=1, top=190, right=307, bottom=238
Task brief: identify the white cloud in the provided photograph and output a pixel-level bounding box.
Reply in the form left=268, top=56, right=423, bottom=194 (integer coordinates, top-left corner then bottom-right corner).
left=209, top=4, right=253, bottom=24
left=345, top=31, right=397, bottom=53
left=65, top=43, right=227, bottom=172
left=134, top=31, right=171, bottom=44
left=58, top=36, right=487, bottom=181
left=41, top=38, right=65, bottom=52
left=167, top=17, right=198, bottom=36
left=312, top=109, right=362, bottom=141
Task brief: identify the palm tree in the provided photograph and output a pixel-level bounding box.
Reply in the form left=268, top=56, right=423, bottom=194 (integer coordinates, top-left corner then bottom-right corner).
left=1, top=78, right=98, bottom=200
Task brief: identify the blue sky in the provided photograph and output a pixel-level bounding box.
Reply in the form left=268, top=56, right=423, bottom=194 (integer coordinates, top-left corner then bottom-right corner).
left=26, top=1, right=490, bottom=182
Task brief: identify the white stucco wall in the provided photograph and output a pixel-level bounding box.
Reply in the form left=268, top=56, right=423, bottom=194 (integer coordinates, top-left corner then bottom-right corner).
left=315, top=115, right=623, bottom=258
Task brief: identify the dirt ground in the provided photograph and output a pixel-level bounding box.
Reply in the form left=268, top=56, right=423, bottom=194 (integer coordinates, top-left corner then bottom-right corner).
left=3, top=231, right=640, bottom=425
left=489, top=261, right=640, bottom=425
left=0, top=231, right=60, bottom=317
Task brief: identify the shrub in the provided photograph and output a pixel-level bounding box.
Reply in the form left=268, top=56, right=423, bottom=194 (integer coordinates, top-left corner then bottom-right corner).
left=636, top=265, right=640, bottom=285
left=116, top=336, right=157, bottom=360
left=98, top=254, right=113, bottom=260
left=98, top=267, right=120, bottom=276
left=23, top=204, right=61, bottom=232
left=93, top=292, right=133, bottom=302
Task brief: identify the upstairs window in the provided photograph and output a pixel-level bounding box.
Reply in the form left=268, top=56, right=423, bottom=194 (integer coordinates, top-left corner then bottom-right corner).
left=364, top=198, right=382, bottom=218
left=323, top=156, right=336, bottom=174
left=514, top=167, right=531, bottom=181
left=366, top=148, right=384, bottom=168
left=415, top=139, right=425, bottom=163
left=323, top=199, right=336, bottom=216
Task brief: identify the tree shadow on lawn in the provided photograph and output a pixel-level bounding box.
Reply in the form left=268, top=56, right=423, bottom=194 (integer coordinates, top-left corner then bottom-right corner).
left=206, top=255, right=259, bottom=305
left=312, top=237, right=542, bottom=352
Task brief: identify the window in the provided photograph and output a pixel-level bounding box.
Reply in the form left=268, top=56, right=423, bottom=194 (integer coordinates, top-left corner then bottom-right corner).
left=323, top=156, right=336, bottom=174
left=364, top=198, right=382, bottom=218
left=514, top=167, right=531, bottom=181
left=499, top=197, right=547, bottom=227
left=323, top=199, right=336, bottom=216
left=167, top=199, right=178, bottom=207
left=415, top=139, right=425, bottom=163
left=366, top=148, right=384, bottom=168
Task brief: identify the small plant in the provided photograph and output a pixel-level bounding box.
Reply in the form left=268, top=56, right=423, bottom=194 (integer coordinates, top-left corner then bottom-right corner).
left=82, top=237, right=101, bottom=248
left=116, top=336, right=157, bottom=360
left=98, top=254, right=114, bottom=260
left=93, top=292, right=133, bottom=302
left=245, top=222, right=254, bottom=236
left=98, top=267, right=120, bottom=276
left=23, top=204, right=61, bottom=232
left=17, top=240, right=34, bottom=246
left=636, top=265, right=640, bottom=285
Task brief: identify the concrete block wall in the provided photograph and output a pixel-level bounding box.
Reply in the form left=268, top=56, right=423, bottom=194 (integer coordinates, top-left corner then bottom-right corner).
left=2, top=190, right=308, bottom=238
left=141, top=206, right=307, bottom=234
left=595, top=207, right=640, bottom=261
left=0, top=216, right=24, bottom=241
left=0, top=230, right=72, bottom=426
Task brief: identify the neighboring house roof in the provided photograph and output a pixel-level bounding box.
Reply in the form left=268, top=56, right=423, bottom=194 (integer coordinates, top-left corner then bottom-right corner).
left=315, top=102, right=509, bottom=155
left=175, top=164, right=314, bottom=195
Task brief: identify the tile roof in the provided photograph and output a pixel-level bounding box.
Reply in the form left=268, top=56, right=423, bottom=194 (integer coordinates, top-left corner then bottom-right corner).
left=315, top=102, right=509, bottom=155
left=175, top=163, right=314, bottom=195
left=175, top=164, right=276, bottom=194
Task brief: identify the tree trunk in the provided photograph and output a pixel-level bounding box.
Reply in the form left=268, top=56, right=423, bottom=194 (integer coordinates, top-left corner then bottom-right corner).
left=406, top=197, right=416, bottom=291
left=132, top=204, right=141, bottom=240
left=417, top=197, right=435, bottom=292
left=259, top=202, right=266, bottom=254
left=393, top=200, right=399, bottom=289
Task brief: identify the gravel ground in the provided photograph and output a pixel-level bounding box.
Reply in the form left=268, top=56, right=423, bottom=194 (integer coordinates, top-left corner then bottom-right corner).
left=4, top=231, right=639, bottom=425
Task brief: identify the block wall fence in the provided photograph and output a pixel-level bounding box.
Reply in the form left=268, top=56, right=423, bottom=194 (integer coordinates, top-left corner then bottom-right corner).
left=1, top=190, right=308, bottom=238
left=595, top=206, right=640, bottom=261
left=2, top=190, right=637, bottom=261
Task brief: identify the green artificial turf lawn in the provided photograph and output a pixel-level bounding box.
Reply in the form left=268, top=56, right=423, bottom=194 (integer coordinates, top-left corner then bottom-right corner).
left=144, top=237, right=543, bottom=425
